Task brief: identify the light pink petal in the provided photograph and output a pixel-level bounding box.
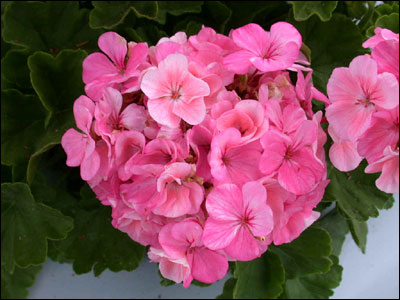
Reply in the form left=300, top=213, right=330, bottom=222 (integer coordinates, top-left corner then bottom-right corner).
left=190, top=248, right=228, bottom=284
left=141, top=68, right=171, bottom=99
left=372, top=40, right=399, bottom=77
left=242, top=182, right=273, bottom=236
left=159, top=257, right=190, bottom=284
left=120, top=177, right=158, bottom=215
left=348, top=55, right=378, bottom=91
left=235, top=100, right=265, bottom=127
left=326, top=100, right=374, bottom=140
left=102, top=87, right=123, bottom=117
left=216, top=110, right=254, bottom=135
left=222, top=50, right=254, bottom=74
left=181, top=74, right=210, bottom=103
left=329, top=140, right=362, bottom=172
left=61, top=129, right=87, bottom=167
left=82, top=52, right=118, bottom=84
left=147, top=98, right=181, bottom=128
left=172, top=97, right=206, bottom=125
left=98, top=32, right=127, bottom=70
left=282, top=104, right=307, bottom=135
left=292, top=120, right=318, bottom=151
left=231, top=23, right=268, bottom=56
left=202, top=217, right=240, bottom=250
left=73, top=95, right=95, bottom=133
left=327, top=67, right=362, bottom=103
left=80, top=147, right=100, bottom=181
left=224, top=226, right=261, bottom=261
left=372, top=72, right=399, bottom=109
left=206, top=183, right=243, bottom=220
left=158, top=53, right=189, bottom=90
left=375, top=154, right=399, bottom=194
left=119, top=103, right=147, bottom=131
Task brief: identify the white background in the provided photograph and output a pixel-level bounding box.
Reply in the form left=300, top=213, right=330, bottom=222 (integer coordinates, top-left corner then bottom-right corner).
left=28, top=195, right=399, bottom=299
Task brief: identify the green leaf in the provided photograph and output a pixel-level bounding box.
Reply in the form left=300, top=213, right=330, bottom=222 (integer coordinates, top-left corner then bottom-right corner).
left=345, top=1, right=368, bottom=19
left=161, top=1, right=203, bottom=16
left=324, top=161, right=394, bottom=221
left=316, top=209, right=349, bottom=256
left=283, top=255, right=343, bottom=299
left=270, top=227, right=332, bottom=279
left=346, top=217, right=368, bottom=253
left=2, top=1, right=102, bottom=52
left=288, top=13, right=365, bottom=93
left=1, top=49, right=32, bottom=89
left=50, top=204, right=145, bottom=276
left=291, top=1, right=338, bottom=21
left=233, top=251, right=285, bottom=299
left=1, top=265, right=42, bottom=299
left=217, top=277, right=236, bottom=299
left=373, top=13, right=399, bottom=33
left=202, top=1, right=232, bottom=33
left=1, top=183, right=73, bottom=273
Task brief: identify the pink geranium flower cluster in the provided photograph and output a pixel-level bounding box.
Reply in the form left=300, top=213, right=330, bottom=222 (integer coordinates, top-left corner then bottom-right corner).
left=62, top=23, right=329, bottom=286
left=326, top=28, right=399, bottom=194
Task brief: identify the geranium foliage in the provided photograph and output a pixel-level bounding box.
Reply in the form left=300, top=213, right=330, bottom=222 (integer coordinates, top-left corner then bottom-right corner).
left=1, top=1, right=398, bottom=299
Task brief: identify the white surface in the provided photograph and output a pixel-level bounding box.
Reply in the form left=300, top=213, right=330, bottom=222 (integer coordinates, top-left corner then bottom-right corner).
left=28, top=195, right=399, bottom=299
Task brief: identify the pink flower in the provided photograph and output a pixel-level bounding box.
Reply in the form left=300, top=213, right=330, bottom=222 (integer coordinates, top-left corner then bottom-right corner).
left=83, top=32, right=148, bottom=100
left=259, top=121, right=324, bottom=195
left=328, top=126, right=362, bottom=172
left=152, top=162, right=204, bottom=218
left=202, top=181, right=273, bottom=261
left=365, top=146, right=399, bottom=194
left=363, top=28, right=399, bottom=78
left=61, top=96, right=100, bottom=181
left=158, top=219, right=228, bottom=287
left=209, top=128, right=263, bottom=186
left=358, top=107, right=399, bottom=164
left=141, top=54, right=210, bottom=128
left=216, top=100, right=268, bottom=143
left=326, top=55, right=399, bottom=140
left=223, top=22, right=301, bottom=74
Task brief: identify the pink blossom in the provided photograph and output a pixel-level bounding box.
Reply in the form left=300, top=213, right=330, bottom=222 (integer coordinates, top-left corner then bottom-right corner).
left=223, top=22, right=301, bottom=74
left=365, top=146, right=399, bottom=194
left=83, top=32, right=148, bottom=100
left=209, top=128, right=263, bottom=186
left=141, top=54, right=210, bottom=127
left=159, top=219, right=228, bottom=287
left=259, top=121, right=324, bottom=195
left=152, top=162, right=204, bottom=218
left=61, top=96, right=100, bottom=181
left=326, top=55, right=399, bottom=140
left=202, top=181, right=273, bottom=261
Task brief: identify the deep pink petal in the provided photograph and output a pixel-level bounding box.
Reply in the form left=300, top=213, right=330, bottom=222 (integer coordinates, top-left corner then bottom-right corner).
left=371, top=72, right=399, bottom=109
left=206, top=183, right=243, bottom=220
left=269, top=21, right=302, bottom=48
left=98, top=32, right=127, bottom=70
left=372, top=39, right=399, bottom=77
left=73, top=95, right=95, bottom=133
left=250, top=42, right=299, bottom=72
left=231, top=23, right=268, bottom=55
left=222, top=50, right=254, bottom=74
left=61, top=129, right=87, bottom=167
left=82, top=52, right=118, bottom=84
left=190, top=248, right=228, bottom=284
left=327, top=67, right=362, bottom=103
left=224, top=226, right=261, bottom=261
left=125, top=42, right=148, bottom=74
left=202, top=217, right=240, bottom=250
left=119, top=103, right=147, bottom=131
left=80, top=147, right=100, bottom=181
left=259, top=131, right=289, bottom=176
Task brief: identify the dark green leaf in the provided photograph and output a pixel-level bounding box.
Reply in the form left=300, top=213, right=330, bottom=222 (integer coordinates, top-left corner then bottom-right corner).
left=202, top=1, right=232, bottom=33
left=217, top=277, right=236, bottom=299
left=283, top=255, right=343, bottom=299
left=1, top=183, right=73, bottom=272
left=89, top=1, right=132, bottom=29
left=373, top=13, right=399, bottom=33
left=1, top=49, right=32, bottom=89
left=316, top=209, right=349, bottom=256
left=50, top=205, right=145, bottom=276
left=233, top=251, right=285, bottom=299
left=324, top=161, right=394, bottom=221
left=162, top=1, right=203, bottom=16
left=345, top=1, right=368, bottom=19
left=1, top=164, right=12, bottom=183
left=1, top=265, right=42, bottom=299
left=346, top=217, right=368, bottom=253
left=270, top=227, right=332, bottom=279
left=291, top=1, right=338, bottom=21
left=2, top=1, right=102, bottom=52
left=288, top=13, right=365, bottom=93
